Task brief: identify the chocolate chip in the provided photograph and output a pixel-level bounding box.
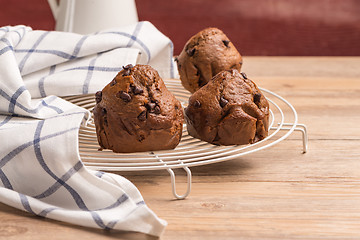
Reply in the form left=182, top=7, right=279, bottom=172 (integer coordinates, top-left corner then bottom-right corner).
left=123, top=64, right=133, bottom=69
left=137, top=110, right=147, bottom=121
left=95, top=91, right=102, bottom=103
left=240, top=72, right=248, bottom=79
left=174, top=56, right=179, bottom=63
left=117, top=91, right=131, bottom=102
left=145, top=102, right=156, bottom=112
left=222, top=40, right=230, bottom=48
left=138, top=135, right=145, bottom=142
left=253, top=93, right=262, bottom=103
left=121, top=64, right=133, bottom=76
left=101, top=108, right=107, bottom=115
left=219, top=96, right=228, bottom=108
left=186, top=48, right=196, bottom=57
left=131, top=85, right=144, bottom=95
left=145, top=102, right=161, bottom=114
left=110, top=78, right=117, bottom=86
left=154, top=105, right=161, bottom=114
left=194, top=100, right=201, bottom=108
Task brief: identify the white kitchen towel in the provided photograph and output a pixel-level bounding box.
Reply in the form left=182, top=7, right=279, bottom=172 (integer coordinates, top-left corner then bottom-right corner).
left=0, top=21, right=173, bottom=236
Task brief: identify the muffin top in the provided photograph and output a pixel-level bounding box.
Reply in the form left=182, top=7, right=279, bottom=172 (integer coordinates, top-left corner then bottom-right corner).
left=93, top=64, right=184, bottom=153
left=176, top=27, right=242, bottom=93
left=185, top=69, right=269, bottom=145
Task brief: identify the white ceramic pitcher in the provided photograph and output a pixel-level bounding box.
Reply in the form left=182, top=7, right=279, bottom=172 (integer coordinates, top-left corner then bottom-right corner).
left=48, top=0, right=139, bottom=34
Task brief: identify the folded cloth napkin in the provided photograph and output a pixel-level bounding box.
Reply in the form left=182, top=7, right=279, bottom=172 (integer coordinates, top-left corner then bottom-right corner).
left=0, top=21, right=174, bottom=236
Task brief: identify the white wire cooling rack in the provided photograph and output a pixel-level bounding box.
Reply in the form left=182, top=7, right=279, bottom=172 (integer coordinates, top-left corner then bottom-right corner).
left=64, top=79, right=308, bottom=199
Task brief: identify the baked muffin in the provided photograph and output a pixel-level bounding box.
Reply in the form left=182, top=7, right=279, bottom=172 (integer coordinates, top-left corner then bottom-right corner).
left=93, top=64, right=184, bottom=153
left=176, top=27, right=242, bottom=93
left=185, top=69, right=269, bottom=145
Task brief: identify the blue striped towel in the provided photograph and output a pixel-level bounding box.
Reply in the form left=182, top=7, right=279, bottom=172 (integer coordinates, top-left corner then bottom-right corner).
left=0, top=21, right=173, bottom=236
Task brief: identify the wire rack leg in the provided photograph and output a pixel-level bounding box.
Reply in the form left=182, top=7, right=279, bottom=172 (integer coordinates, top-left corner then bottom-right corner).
left=152, top=153, right=192, bottom=200
left=294, top=124, right=308, bottom=153
left=279, top=123, right=308, bottom=153
left=166, top=164, right=192, bottom=200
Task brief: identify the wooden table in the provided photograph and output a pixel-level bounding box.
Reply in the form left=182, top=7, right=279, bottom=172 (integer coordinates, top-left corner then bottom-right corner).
left=1, top=57, right=359, bottom=239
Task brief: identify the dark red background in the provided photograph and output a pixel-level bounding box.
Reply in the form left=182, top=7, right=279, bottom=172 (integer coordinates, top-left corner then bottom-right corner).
left=1, top=0, right=360, bottom=56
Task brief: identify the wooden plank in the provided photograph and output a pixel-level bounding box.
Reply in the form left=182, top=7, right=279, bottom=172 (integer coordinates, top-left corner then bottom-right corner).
left=242, top=57, right=360, bottom=78
left=1, top=57, right=359, bottom=240
left=124, top=140, right=360, bottom=239
left=121, top=139, right=360, bottom=183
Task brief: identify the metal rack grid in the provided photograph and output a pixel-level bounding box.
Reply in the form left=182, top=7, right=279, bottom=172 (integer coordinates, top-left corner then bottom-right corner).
left=65, top=79, right=308, bottom=199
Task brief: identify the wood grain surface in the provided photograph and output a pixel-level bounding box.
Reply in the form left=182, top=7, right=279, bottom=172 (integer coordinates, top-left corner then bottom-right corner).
left=0, top=57, right=359, bottom=240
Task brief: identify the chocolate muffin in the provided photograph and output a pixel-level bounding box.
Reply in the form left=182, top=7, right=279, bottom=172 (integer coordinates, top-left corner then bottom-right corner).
left=185, top=69, right=269, bottom=145
left=176, top=27, right=243, bottom=93
left=93, top=64, right=184, bottom=153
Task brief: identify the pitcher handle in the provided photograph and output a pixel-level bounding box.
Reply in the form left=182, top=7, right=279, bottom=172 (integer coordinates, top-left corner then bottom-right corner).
left=47, top=0, right=59, bottom=20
